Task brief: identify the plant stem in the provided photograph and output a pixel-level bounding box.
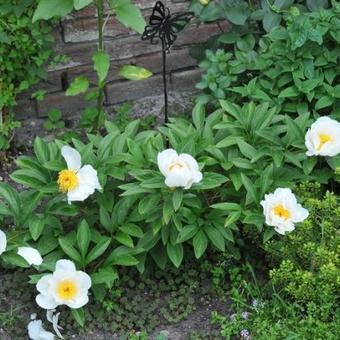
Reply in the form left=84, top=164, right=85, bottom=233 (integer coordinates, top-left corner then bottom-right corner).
left=96, top=0, right=105, bottom=132
left=161, top=39, right=168, bottom=126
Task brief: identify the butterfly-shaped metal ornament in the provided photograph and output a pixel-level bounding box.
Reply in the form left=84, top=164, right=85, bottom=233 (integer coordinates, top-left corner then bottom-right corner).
left=142, top=1, right=194, bottom=51
left=141, top=1, right=194, bottom=127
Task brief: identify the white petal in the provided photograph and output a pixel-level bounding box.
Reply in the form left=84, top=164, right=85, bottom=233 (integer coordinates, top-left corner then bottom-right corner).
left=17, top=247, right=43, bottom=266
left=28, top=320, right=55, bottom=340
left=67, top=165, right=101, bottom=203
left=157, top=149, right=179, bottom=177
left=0, top=229, right=7, bottom=255
left=61, top=146, right=81, bottom=172
left=178, top=153, right=200, bottom=171
left=37, top=275, right=53, bottom=294
left=292, top=205, right=309, bottom=223
left=55, top=259, right=76, bottom=272
left=36, top=294, right=59, bottom=310
left=65, top=294, right=89, bottom=309
left=79, top=271, right=92, bottom=290
left=192, top=170, right=203, bottom=184
left=165, top=170, right=191, bottom=188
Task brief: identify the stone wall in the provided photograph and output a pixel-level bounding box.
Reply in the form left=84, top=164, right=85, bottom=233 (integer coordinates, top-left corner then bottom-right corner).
left=16, top=0, right=228, bottom=120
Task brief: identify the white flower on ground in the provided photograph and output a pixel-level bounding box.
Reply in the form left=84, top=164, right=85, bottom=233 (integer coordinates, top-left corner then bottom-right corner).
left=46, top=310, right=64, bottom=339
left=157, top=149, right=202, bottom=189
left=36, top=259, right=91, bottom=309
left=58, top=146, right=101, bottom=204
left=305, top=116, right=340, bottom=157
left=260, top=188, right=309, bottom=235
left=27, top=320, right=55, bottom=340
left=0, top=229, right=7, bottom=255
left=18, top=247, right=43, bottom=266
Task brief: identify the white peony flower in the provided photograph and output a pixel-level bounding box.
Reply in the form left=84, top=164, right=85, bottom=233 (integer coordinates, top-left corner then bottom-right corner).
left=157, top=149, right=203, bottom=189
left=0, top=229, right=7, bottom=255
left=36, top=259, right=91, bottom=310
left=260, top=188, right=309, bottom=235
left=18, top=247, right=43, bottom=266
left=305, top=116, right=340, bottom=157
left=27, top=320, right=55, bottom=340
left=58, top=146, right=101, bottom=204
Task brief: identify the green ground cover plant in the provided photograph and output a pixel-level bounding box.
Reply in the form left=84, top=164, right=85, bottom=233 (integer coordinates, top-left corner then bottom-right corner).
left=196, top=1, right=340, bottom=116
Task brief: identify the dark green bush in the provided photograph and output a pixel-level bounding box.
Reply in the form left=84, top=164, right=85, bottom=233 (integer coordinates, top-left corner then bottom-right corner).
left=266, top=187, right=339, bottom=320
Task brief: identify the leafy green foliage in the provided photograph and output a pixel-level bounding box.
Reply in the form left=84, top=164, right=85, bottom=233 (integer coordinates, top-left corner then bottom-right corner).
left=0, top=1, right=53, bottom=148
left=43, top=109, right=65, bottom=131
left=119, top=65, right=153, bottom=81
left=197, top=4, right=340, bottom=120
left=267, top=189, right=340, bottom=320
left=66, top=76, right=90, bottom=96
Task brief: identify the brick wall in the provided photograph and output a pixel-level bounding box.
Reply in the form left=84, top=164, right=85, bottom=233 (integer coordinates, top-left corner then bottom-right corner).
left=16, top=0, right=229, bottom=120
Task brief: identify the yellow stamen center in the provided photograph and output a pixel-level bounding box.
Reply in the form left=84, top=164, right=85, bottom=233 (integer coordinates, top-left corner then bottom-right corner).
left=56, top=280, right=78, bottom=300
left=168, top=160, right=186, bottom=172
left=272, top=204, right=291, bottom=220
left=58, top=169, right=78, bottom=192
left=317, top=133, right=332, bottom=151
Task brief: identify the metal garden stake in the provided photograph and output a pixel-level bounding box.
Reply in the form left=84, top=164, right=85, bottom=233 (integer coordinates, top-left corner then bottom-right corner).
left=142, top=1, right=193, bottom=125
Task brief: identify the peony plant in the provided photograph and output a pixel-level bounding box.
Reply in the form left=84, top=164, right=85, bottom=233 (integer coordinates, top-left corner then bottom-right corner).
left=0, top=101, right=338, bottom=327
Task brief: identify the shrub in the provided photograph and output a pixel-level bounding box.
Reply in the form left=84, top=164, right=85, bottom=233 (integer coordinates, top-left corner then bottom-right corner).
left=196, top=2, right=340, bottom=117
left=266, top=189, right=340, bottom=320
left=0, top=0, right=53, bottom=149
left=0, top=1, right=53, bottom=108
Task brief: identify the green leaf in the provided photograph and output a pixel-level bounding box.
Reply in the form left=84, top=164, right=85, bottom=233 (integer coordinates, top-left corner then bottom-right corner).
left=99, top=206, right=112, bottom=231
left=119, top=65, right=152, bottom=80
left=91, top=267, right=118, bottom=287
left=58, top=237, right=82, bottom=263
left=114, top=0, right=146, bottom=34
left=138, top=195, right=160, bottom=214
left=306, top=0, right=328, bottom=11
left=115, top=231, right=134, bottom=248
left=0, top=183, right=20, bottom=217
left=172, top=190, right=183, bottom=211
left=74, top=0, right=93, bottom=10
left=278, top=86, right=299, bottom=98
left=176, top=225, right=198, bottom=243
left=33, top=0, right=73, bottom=22
left=85, top=239, right=111, bottom=264
left=204, top=226, right=225, bottom=251
left=77, top=220, right=91, bottom=258
left=315, top=96, right=333, bottom=110
left=198, top=172, right=229, bottom=189
left=241, top=173, right=258, bottom=204
left=211, top=202, right=241, bottom=211
left=224, top=211, right=242, bottom=227
left=263, top=228, right=276, bottom=242
left=225, top=4, right=249, bottom=25
left=263, top=11, right=281, bottom=32
left=2, top=253, right=30, bottom=268
left=193, top=230, right=208, bottom=259
left=71, top=308, right=85, bottom=327
left=66, top=76, right=89, bottom=96
left=166, top=243, right=183, bottom=268
left=119, top=224, right=143, bottom=238
left=93, top=51, right=110, bottom=83
left=29, top=216, right=46, bottom=241
left=34, top=137, right=49, bottom=164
